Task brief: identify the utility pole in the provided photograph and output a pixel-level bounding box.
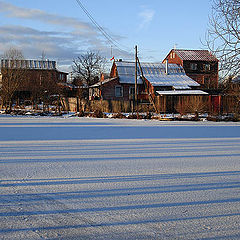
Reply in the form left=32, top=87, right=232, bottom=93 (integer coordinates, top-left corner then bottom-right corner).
left=135, top=45, right=138, bottom=114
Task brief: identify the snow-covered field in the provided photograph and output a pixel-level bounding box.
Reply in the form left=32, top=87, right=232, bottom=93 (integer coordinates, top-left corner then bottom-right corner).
left=0, top=116, right=240, bottom=240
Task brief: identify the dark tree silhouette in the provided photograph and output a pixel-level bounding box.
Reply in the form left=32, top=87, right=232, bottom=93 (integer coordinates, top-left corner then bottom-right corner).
left=0, top=48, right=27, bottom=111
left=205, top=0, right=240, bottom=79
left=72, top=51, right=106, bottom=87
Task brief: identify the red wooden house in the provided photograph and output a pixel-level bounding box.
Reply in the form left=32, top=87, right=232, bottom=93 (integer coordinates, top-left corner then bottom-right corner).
left=89, top=60, right=207, bottom=102
left=0, top=59, right=68, bottom=100
left=163, top=49, right=219, bottom=90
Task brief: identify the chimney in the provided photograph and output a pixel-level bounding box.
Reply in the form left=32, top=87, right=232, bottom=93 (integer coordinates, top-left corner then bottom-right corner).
left=165, top=59, right=168, bottom=75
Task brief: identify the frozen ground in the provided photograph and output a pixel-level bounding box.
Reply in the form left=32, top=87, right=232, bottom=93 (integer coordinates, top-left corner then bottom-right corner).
left=0, top=116, right=240, bottom=240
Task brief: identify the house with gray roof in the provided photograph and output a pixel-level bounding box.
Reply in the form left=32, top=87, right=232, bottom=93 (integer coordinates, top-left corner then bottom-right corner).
left=163, top=49, right=219, bottom=91
left=89, top=60, right=207, bottom=102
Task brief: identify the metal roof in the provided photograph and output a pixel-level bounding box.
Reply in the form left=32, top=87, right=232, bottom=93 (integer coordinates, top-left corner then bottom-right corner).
left=90, top=77, right=117, bottom=87
left=173, top=49, right=218, bottom=62
left=115, top=61, right=200, bottom=88
left=232, top=75, right=240, bottom=83
left=0, top=59, right=57, bottom=70
left=156, top=90, right=208, bottom=95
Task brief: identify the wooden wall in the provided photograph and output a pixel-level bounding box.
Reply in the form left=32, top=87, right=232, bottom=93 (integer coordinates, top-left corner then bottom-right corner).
left=62, top=95, right=238, bottom=115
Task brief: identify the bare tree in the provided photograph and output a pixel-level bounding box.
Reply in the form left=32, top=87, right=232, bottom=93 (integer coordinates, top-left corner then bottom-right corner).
left=205, top=0, right=240, bottom=79
left=0, top=48, right=27, bottom=111
left=29, top=70, right=60, bottom=112
left=72, top=51, right=106, bottom=87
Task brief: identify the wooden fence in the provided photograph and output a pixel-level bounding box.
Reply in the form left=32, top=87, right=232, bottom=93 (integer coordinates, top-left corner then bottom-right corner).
left=62, top=95, right=239, bottom=114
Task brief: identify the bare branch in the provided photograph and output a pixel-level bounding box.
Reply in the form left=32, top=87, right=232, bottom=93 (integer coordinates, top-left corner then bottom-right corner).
left=72, top=51, right=106, bottom=87
left=204, top=0, right=240, bottom=80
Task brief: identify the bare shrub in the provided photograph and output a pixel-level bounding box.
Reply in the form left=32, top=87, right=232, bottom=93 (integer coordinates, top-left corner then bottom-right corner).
left=175, top=97, right=189, bottom=116
left=78, top=110, right=85, bottom=117
left=127, top=114, right=138, bottom=119
left=92, top=109, right=104, bottom=118
left=187, top=96, right=208, bottom=119
left=112, top=112, right=127, bottom=119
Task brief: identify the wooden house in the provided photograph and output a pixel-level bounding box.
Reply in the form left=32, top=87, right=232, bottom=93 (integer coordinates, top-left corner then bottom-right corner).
left=163, top=49, right=219, bottom=91
left=89, top=60, right=207, bottom=103
left=0, top=59, right=68, bottom=100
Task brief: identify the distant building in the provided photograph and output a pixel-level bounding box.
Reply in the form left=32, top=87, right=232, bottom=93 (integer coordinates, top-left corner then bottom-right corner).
left=163, top=49, right=219, bottom=91
left=0, top=59, right=68, bottom=100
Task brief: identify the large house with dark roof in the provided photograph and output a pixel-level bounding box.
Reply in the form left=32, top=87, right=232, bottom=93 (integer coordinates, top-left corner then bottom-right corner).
left=163, top=49, right=219, bottom=91
left=89, top=60, right=207, bottom=102
left=0, top=59, right=68, bottom=101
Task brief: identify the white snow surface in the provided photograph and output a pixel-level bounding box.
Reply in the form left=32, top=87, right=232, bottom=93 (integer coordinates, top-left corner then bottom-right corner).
left=0, top=116, right=240, bottom=240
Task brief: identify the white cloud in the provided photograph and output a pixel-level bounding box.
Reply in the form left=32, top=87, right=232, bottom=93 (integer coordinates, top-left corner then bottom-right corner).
left=0, top=1, right=132, bottom=70
left=138, top=6, right=155, bottom=30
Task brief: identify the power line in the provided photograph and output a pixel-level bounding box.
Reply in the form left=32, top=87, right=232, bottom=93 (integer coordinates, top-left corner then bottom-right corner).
left=75, top=0, right=129, bottom=53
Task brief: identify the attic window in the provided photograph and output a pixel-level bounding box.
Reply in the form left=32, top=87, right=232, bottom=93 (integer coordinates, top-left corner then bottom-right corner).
left=190, top=63, right=198, bottom=70
left=170, top=52, right=175, bottom=59
left=204, top=64, right=211, bottom=71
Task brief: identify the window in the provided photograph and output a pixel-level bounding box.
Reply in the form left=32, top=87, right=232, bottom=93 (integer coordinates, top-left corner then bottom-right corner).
left=204, top=64, right=211, bottom=71
left=190, top=63, right=197, bottom=70
left=115, top=86, right=123, bottom=97
left=34, top=61, right=38, bottom=69
left=29, top=60, right=33, bottom=69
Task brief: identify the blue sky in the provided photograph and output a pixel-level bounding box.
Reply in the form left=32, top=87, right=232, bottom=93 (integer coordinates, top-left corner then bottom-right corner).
left=0, top=0, right=212, bottom=72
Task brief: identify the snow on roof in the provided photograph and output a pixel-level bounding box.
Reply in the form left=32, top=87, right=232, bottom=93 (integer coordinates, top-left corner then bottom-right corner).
left=90, top=77, right=117, bottom=87
left=232, top=75, right=240, bottom=83
left=115, top=61, right=143, bottom=84
left=0, top=59, right=58, bottom=70
left=156, top=90, right=208, bottom=95
left=115, top=61, right=200, bottom=88
left=173, top=49, right=218, bottom=62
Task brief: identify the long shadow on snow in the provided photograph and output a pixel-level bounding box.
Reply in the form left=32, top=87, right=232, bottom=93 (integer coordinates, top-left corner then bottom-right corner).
left=1, top=126, right=240, bottom=141
left=1, top=181, right=240, bottom=204
left=1, top=171, right=240, bottom=187
left=1, top=197, right=240, bottom=217
left=1, top=212, right=240, bottom=234
left=1, top=152, right=240, bottom=164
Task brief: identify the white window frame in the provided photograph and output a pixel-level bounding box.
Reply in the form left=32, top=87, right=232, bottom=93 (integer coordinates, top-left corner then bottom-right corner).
left=115, top=85, right=123, bottom=97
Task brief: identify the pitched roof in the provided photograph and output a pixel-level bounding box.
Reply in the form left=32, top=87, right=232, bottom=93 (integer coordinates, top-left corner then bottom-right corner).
left=115, top=61, right=200, bottom=88
left=232, top=75, right=240, bottom=83
left=173, top=49, right=218, bottom=62
left=90, top=77, right=117, bottom=87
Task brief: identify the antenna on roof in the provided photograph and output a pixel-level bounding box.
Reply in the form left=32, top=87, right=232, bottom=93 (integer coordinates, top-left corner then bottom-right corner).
left=41, top=50, right=46, bottom=61
left=174, top=44, right=178, bottom=50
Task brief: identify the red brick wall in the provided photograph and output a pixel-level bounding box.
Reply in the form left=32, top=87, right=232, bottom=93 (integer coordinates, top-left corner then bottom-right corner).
left=164, top=50, right=183, bottom=65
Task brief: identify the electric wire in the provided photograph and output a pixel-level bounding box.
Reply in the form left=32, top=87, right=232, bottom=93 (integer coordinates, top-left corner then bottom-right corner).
left=75, top=0, right=130, bottom=53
